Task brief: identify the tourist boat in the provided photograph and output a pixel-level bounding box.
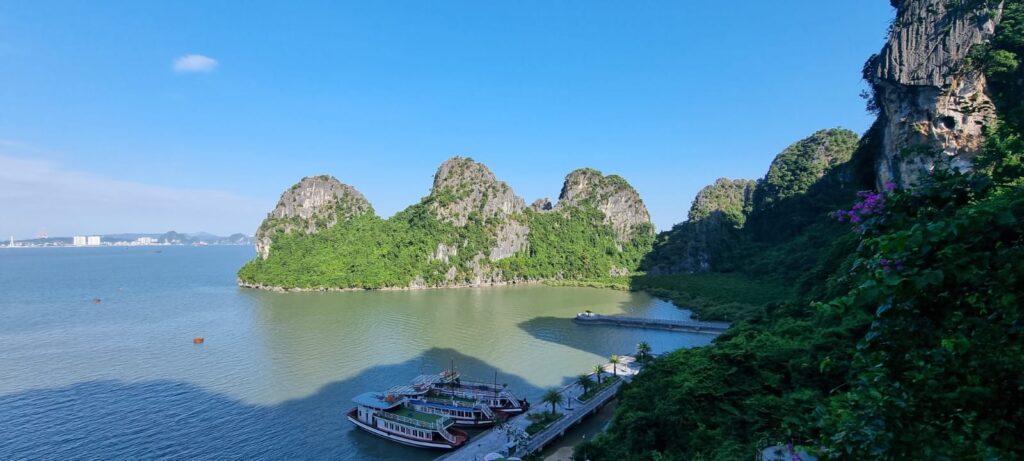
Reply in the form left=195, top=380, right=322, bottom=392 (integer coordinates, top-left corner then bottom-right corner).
left=388, top=383, right=499, bottom=427
left=346, top=391, right=469, bottom=450
left=414, top=370, right=530, bottom=416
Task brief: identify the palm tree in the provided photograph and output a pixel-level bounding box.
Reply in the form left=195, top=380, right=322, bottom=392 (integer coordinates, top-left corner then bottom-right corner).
left=592, top=364, right=604, bottom=385
left=636, top=341, right=652, bottom=362
left=609, top=355, right=622, bottom=378
left=575, top=373, right=594, bottom=396
left=540, top=388, right=564, bottom=414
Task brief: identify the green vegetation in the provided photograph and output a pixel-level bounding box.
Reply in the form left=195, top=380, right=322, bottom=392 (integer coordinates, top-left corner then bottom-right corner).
left=391, top=406, right=442, bottom=424
left=239, top=198, right=653, bottom=289
left=631, top=273, right=794, bottom=322
left=540, top=388, right=565, bottom=415
left=579, top=375, right=620, bottom=402
left=240, top=205, right=464, bottom=289
left=643, top=128, right=866, bottom=277
left=575, top=374, right=595, bottom=396
left=592, top=364, right=605, bottom=385
left=578, top=7, right=1024, bottom=459
left=525, top=411, right=564, bottom=436
left=686, top=178, right=757, bottom=226
left=635, top=341, right=652, bottom=363
left=755, top=128, right=860, bottom=211
left=496, top=207, right=653, bottom=282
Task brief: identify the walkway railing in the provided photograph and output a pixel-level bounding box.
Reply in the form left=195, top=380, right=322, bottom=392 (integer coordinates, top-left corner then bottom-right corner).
left=524, top=378, right=623, bottom=453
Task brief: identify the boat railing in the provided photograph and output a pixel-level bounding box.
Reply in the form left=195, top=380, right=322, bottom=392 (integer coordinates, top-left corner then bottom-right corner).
left=379, top=410, right=449, bottom=430
left=477, top=402, right=494, bottom=419
left=437, top=427, right=457, bottom=444
left=438, top=386, right=516, bottom=401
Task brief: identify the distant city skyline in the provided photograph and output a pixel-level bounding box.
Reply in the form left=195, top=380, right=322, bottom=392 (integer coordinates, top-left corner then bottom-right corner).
left=0, top=1, right=894, bottom=238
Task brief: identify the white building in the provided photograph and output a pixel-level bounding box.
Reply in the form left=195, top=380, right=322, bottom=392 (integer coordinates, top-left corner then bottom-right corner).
left=86, top=236, right=101, bottom=246
left=73, top=236, right=88, bottom=246
left=135, top=237, right=156, bottom=245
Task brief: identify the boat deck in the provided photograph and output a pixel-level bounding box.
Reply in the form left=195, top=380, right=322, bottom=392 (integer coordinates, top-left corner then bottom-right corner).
left=391, top=406, right=443, bottom=424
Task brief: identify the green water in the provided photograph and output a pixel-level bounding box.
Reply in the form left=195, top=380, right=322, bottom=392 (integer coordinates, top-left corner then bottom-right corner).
left=0, top=246, right=711, bottom=459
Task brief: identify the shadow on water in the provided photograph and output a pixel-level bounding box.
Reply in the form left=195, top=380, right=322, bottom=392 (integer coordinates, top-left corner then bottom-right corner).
left=0, top=348, right=542, bottom=461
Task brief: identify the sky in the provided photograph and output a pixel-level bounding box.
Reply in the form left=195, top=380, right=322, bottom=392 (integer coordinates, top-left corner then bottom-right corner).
left=0, top=1, right=895, bottom=239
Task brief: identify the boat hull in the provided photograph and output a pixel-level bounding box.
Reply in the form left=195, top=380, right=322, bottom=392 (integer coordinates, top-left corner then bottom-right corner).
left=451, top=417, right=498, bottom=428
left=346, top=410, right=466, bottom=450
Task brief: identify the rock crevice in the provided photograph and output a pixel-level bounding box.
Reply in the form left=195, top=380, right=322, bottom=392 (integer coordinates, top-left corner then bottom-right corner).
left=868, top=0, right=1004, bottom=187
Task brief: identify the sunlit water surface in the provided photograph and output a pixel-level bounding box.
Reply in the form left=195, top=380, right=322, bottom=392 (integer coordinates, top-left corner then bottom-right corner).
left=0, top=246, right=711, bottom=459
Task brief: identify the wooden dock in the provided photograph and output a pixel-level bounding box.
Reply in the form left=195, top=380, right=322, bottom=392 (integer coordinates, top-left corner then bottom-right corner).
left=435, top=364, right=628, bottom=461
left=573, top=313, right=730, bottom=334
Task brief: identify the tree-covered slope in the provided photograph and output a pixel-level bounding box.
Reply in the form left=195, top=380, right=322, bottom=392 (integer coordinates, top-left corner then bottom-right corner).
left=579, top=1, right=1024, bottom=459
left=643, top=128, right=862, bottom=276
left=238, top=157, right=654, bottom=289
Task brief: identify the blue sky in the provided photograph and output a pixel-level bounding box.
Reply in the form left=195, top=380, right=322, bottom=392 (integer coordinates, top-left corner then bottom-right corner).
left=0, top=1, right=894, bottom=238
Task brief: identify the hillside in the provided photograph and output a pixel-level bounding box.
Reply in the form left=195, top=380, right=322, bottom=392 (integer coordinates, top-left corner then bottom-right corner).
left=579, top=1, right=1024, bottom=459
left=237, top=157, right=654, bottom=289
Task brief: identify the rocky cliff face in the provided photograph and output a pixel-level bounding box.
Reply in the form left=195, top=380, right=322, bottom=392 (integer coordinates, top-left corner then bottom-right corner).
left=254, top=175, right=373, bottom=259
left=868, top=0, right=1004, bottom=187
left=425, top=157, right=530, bottom=266
left=556, top=169, right=654, bottom=241
left=428, top=157, right=525, bottom=226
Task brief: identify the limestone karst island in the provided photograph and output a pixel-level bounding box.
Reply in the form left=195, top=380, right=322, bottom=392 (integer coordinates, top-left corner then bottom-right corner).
left=3, top=1, right=1023, bottom=461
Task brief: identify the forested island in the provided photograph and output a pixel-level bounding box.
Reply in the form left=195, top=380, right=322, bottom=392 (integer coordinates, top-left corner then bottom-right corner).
left=239, top=0, right=1024, bottom=458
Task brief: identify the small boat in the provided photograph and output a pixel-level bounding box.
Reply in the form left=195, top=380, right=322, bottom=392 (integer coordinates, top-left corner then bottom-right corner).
left=415, top=370, right=530, bottom=416
left=389, top=383, right=500, bottom=427
left=347, top=391, right=469, bottom=450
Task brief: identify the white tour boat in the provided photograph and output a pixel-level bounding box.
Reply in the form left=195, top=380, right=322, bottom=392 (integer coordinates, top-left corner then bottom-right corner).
left=415, top=370, right=531, bottom=416
left=346, top=391, right=469, bottom=450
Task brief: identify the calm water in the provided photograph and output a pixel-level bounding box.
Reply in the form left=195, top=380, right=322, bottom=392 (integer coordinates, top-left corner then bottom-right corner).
left=0, top=246, right=711, bottom=460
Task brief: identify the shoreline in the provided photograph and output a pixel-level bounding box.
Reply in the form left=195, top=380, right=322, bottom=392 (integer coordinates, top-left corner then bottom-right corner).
left=236, top=278, right=552, bottom=293
left=236, top=275, right=635, bottom=293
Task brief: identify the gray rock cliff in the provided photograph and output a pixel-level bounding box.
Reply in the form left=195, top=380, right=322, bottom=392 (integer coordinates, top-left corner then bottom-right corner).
left=556, top=168, right=654, bottom=241
left=868, top=0, right=1005, bottom=187
left=254, top=175, right=373, bottom=259
left=428, top=157, right=525, bottom=227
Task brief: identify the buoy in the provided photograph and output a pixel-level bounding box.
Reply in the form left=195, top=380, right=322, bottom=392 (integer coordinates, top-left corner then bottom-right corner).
left=92, top=298, right=102, bottom=304
left=193, top=337, right=205, bottom=344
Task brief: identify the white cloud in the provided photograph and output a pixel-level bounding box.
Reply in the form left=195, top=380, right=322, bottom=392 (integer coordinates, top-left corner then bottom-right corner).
left=0, top=154, right=264, bottom=238
left=172, top=54, right=218, bottom=73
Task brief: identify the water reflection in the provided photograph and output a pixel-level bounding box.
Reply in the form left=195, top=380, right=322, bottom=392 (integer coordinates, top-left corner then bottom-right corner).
left=0, top=348, right=539, bottom=461
left=2, top=247, right=714, bottom=460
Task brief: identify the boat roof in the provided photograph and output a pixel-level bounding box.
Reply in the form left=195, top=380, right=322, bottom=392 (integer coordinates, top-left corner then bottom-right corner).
left=352, top=392, right=405, bottom=410
left=409, top=398, right=475, bottom=411
left=388, top=384, right=427, bottom=396
left=411, top=374, right=445, bottom=386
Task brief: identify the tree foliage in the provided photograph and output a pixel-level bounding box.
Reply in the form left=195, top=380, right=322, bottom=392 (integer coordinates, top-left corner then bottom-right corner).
left=578, top=6, right=1024, bottom=458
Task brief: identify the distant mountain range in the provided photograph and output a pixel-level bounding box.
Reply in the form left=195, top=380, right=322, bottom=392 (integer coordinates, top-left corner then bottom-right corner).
left=16, top=232, right=253, bottom=246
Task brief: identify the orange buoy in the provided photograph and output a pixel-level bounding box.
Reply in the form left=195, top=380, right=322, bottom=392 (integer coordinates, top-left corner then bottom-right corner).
left=193, top=337, right=205, bottom=344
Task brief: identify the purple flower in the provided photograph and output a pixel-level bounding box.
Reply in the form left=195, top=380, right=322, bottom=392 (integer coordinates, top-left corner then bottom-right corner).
left=884, top=182, right=897, bottom=192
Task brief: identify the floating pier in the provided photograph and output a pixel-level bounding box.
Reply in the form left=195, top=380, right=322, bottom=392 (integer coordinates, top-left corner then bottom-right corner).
left=573, top=312, right=730, bottom=334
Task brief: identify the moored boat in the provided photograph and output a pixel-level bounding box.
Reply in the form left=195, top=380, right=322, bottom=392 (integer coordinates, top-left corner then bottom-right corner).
left=414, top=370, right=530, bottom=416
left=389, top=384, right=500, bottom=427
left=346, top=391, right=469, bottom=450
